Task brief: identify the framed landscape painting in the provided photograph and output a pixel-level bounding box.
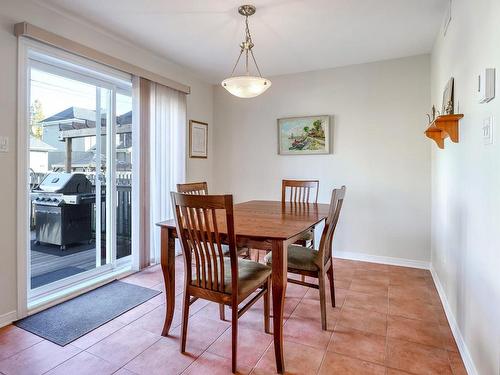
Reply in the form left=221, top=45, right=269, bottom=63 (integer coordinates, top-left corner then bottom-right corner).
left=278, top=115, right=330, bottom=155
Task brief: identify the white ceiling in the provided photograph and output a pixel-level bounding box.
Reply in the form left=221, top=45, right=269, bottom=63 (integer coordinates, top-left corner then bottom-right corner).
left=37, top=0, right=448, bottom=83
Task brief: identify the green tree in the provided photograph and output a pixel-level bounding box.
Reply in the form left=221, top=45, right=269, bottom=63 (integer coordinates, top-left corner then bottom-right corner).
left=313, top=120, right=322, bottom=131
left=303, top=126, right=309, bottom=134
left=30, top=99, right=44, bottom=139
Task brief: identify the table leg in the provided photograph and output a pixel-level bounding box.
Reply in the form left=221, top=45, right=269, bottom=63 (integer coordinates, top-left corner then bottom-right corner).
left=271, top=239, right=287, bottom=373
left=161, top=227, right=176, bottom=336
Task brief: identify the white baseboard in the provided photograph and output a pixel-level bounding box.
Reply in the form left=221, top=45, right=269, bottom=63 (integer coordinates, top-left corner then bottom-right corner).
left=334, top=251, right=430, bottom=269
left=0, top=310, right=18, bottom=328
left=430, top=266, right=478, bottom=375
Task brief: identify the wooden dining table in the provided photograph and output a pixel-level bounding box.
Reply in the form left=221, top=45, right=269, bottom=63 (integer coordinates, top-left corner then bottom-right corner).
left=157, top=200, right=330, bottom=373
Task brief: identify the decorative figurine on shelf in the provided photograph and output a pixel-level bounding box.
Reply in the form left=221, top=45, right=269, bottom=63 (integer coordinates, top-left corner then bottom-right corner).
left=444, top=100, right=454, bottom=115
left=426, top=105, right=440, bottom=124
left=441, top=77, right=454, bottom=114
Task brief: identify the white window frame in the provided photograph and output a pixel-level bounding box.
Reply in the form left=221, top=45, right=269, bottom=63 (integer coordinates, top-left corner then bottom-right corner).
left=17, top=38, right=138, bottom=316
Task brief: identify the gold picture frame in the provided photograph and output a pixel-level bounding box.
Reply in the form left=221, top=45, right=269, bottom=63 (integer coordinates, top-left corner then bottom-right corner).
left=277, top=115, right=330, bottom=155
left=189, top=120, right=208, bottom=158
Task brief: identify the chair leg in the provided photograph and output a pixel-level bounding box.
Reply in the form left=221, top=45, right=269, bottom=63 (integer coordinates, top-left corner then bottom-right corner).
left=231, top=303, right=238, bottom=373
left=263, top=278, right=271, bottom=334
left=180, top=292, right=190, bottom=352
left=318, top=272, right=327, bottom=331
left=219, top=304, right=226, bottom=320
left=256, top=250, right=260, bottom=263
left=327, top=264, right=336, bottom=307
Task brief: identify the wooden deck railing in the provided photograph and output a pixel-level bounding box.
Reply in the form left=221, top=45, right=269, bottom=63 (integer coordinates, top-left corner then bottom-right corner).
left=30, top=172, right=132, bottom=247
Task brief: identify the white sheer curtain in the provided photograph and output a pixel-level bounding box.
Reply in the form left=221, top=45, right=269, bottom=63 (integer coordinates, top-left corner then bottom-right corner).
left=149, top=83, right=187, bottom=263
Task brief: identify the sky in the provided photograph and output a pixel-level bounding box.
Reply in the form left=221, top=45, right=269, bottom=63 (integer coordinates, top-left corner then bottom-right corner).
left=30, top=68, right=132, bottom=120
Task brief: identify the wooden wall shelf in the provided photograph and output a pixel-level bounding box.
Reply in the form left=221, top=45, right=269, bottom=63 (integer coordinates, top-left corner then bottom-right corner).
left=425, top=114, right=464, bottom=149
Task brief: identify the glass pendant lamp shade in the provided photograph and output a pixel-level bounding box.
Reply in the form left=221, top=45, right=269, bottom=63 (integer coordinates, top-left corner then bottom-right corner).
left=222, top=5, right=271, bottom=98
left=221, top=75, right=271, bottom=98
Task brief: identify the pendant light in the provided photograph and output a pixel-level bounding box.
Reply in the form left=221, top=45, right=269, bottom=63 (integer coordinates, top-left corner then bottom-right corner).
left=221, top=5, right=271, bottom=98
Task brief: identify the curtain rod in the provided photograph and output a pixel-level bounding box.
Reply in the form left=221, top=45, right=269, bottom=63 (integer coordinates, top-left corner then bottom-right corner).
left=14, top=22, right=191, bottom=95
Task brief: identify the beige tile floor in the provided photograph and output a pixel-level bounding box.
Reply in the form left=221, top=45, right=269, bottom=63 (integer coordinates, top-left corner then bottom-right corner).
left=0, top=252, right=468, bottom=375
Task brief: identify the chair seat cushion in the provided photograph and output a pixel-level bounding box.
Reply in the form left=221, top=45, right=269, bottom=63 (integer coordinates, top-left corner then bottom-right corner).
left=264, top=244, right=320, bottom=272
left=299, top=230, right=314, bottom=241
left=222, top=244, right=250, bottom=256
left=192, top=258, right=271, bottom=296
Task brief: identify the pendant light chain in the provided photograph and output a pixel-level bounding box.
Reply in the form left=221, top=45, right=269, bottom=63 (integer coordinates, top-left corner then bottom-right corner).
left=245, top=15, right=250, bottom=75
left=228, top=10, right=263, bottom=78
left=244, top=14, right=263, bottom=78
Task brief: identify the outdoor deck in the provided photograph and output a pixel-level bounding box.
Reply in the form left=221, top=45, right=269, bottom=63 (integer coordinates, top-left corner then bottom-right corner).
left=29, top=172, right=132, bottom=290
left=30, top=236, right=97, bottom=289
left=30, top=234, right=131, bottom=289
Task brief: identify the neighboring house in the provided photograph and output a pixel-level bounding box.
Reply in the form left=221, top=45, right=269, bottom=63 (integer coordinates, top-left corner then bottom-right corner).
left=39, top=107, right=132, bottom=171
left=40, top=106, right=101, bottom=153
left=29, top=136, right=56, bottom=172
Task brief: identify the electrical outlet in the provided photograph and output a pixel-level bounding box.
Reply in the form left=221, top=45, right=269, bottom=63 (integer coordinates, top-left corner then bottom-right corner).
left=0, top=137, right=9, bottom=152
left=483, top=117, right=494, bottom=145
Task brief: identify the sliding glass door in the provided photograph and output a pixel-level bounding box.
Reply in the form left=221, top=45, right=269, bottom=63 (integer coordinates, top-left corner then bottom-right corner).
left=26, top=44, right=133, bottom=301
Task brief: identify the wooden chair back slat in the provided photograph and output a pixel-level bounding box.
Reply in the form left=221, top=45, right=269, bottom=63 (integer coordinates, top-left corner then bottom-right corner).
left=179, top=206, right=201, bottom=287
left=192, top=207, right=208, bottom=288
left=317, top=186, right=346, bottom=267
left=171, top=192, right=237, bottom=294
left=202, top=208, right=218, bottom=290
left=177, top=182, right=208, bottom=195
left=282, top=179, right=319, bottom=203
left=211, top=208, right=225, bottom=292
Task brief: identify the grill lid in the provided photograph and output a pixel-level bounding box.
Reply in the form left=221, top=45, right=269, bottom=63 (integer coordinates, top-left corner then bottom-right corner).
left=37, top=172, right=92, bottom=194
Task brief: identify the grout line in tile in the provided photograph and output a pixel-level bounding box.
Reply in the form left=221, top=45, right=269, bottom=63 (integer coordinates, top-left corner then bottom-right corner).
left=178, top=323, right=232, bottom=375
left=39, top=344, right=83, bottom=375
left=385, top=317, right=457, bottom=352
left=0, top=335, right=45, bottom=362
left=316, top=334, right=329, bottom=374
left=85, top=324, right=162, bottom=370
left=325, top=349, right=390, bottom=372
left=71, top=324, right=126, bottom=351
left=223, top=282, right=314, bottom=373
left=250, top=283, right=309, bottom=372
left=121, top=336, right=163, bottom=372
left=111, top=332, right=163, bottom=371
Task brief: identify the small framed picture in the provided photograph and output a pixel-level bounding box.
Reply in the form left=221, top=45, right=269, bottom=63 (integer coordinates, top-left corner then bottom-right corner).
left=189, top=120, right=208, bottom=158
left=278, top=115, right=330, bottom=155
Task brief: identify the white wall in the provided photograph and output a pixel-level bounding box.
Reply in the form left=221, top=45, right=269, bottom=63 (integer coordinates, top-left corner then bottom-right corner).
left=0, top=0, right=213, bottom=322
left=430, top=0, right=500, bottom=374
left=213, top=55, right=431, bottom=265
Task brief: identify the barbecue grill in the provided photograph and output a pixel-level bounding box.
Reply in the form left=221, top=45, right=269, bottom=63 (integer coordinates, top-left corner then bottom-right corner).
left=32, top=172, right=94, bottom=250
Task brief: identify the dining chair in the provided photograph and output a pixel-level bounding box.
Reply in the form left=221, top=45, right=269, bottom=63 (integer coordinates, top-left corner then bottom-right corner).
left=255, top=179, right=320, bottom=264
left=176, top=182, right=252, bottom=321
left=176, top=182, right=208, bottom=195
left=177, top=182, right=251, bottom=254
left=265, top=186, right=346, bottom=330
left=171, top=192, right=271, bottom=373
left=282, top=179, right=319, bottom=247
